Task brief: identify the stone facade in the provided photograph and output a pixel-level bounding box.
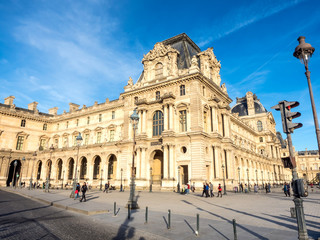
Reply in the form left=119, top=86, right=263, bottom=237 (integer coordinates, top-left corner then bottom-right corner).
left=0, top=33, right=291, bottom=190
left=296, top=150, right=320, bottom=183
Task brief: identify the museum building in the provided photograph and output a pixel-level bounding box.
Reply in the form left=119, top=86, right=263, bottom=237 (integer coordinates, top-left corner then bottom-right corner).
left=0, top=33, right=290, bottom=190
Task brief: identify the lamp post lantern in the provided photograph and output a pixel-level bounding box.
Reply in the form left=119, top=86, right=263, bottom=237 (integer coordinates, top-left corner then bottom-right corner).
left=11, top=160, right=18, bottom=188
left=45, top=145, right=54, bottom=193
left=29, top=152, right=37, bottom=190
left=149, top=167, right=152, bottom=192
left=222, top=164, right=227, bottom=195
left=100, top=169, right=103, bottom=191
left=126, top=108, right=139, bottom=209
left=70, top=133, right=83, bottom=198
left=246, top=168, right=250, bottom=192
left=120, top=168, right=123, bottom=192
left=237, top=167, right=241, bottom=193
left=294, top=36, right=320, bottom=157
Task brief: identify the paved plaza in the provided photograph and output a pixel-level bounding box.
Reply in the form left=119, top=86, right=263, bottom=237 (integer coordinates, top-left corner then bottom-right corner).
left=1, top=186, right=319, bottom=239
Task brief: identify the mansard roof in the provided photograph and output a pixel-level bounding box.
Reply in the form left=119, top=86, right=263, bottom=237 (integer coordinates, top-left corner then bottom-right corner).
left=162, top=33, right=201, bottom=69
left=231, top=93, right=267, bottom=116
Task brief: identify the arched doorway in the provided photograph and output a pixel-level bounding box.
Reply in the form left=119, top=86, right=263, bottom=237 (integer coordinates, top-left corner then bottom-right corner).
left=57, top=159, right=63, bottom=180
left=108, top=155, right=117, bottom=180
left=80, top=157, right=87, bottom=180
left=68, top=158, right=74, bottom=180
left=93, top=156, right=101, bottom=179
left=36, top=161, right=42, bottom=180
left=6, top=160, right=22, bottom=186
left=151, top=150, right=163, bottom=185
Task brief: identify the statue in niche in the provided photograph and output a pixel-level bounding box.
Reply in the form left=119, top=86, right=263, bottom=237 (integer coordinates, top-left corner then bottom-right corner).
left=127, top=77, right=133, bottom=86
left=191, top=55, right=198, bottom=67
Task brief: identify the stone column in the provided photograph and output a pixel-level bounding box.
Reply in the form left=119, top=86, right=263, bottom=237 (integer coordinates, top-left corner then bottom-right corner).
left=169, top=144, right=174, bottom=178
left=143, top=110, right=147, bottom=134
left=214, top=147, right=220, bottom=178
left=138, top=111, right=142, bottom=134
left=136, top=148, right=141, bottom=179
left=141, top=148, right=146, bottom=179
left=163, top=144, right=168, bottom=179
left=169, top=104, right=173, bottom=130
left=129, top=122, right=132, bottom=140
left=164, top=105, right=168, bottom=131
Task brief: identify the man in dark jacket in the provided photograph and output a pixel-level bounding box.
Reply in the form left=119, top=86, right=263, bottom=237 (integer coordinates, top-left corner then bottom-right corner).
left=80, top=182, right=88, bottom=202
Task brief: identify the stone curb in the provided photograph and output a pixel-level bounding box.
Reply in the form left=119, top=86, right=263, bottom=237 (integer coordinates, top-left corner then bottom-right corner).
left=0, top=188, right=109, bottom=216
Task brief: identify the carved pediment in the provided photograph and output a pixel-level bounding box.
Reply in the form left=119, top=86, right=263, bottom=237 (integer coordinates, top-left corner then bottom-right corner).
left=83, top=128, right=91, bottom=133
left=39, top=135, right=50, bottom=139
left=142, top=42, right=179, bottom=63
left=16, top=131, right=30, bottom=139
left=53, top=134, right=60, bottom=139
left=95, top=127, right=103, bottom=132
left=72, top=131, right=80, bottom=136
left=107, top=124, right=117, bottom=129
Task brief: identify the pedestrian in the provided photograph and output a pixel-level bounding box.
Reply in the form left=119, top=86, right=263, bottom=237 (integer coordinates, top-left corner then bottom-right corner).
left=80, top=182, right=88, bottom=202
left=217, top=184, right=222, bottom=197
left=244, top=184, right=248, bottom=193
left=254, top=183, right=258, bottom=193
left=210, top=182, right=214, bottom=197
left=205, top=183, right=209, bottom=197
left=187, top=183, right=190, bottom=194
left=268, top=183, right=271, bottom=193
left=191, top=182, right=195, bottom=193
left=240, top=183, right=244, bottom=192
left=103, top=181, right=109, bottom=193
left=265, top=183, right=268, bottom=193
left=201, top=183, right=206, bottom=197
left=283, top=182, right=288, bottom=196
left=74, top=183, right=80, bottom=200
left=287, top=183, right=291, bottom=197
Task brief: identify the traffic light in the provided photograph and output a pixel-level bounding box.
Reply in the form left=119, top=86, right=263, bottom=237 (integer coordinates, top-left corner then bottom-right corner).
left=271, top=101, right=303, bottom=134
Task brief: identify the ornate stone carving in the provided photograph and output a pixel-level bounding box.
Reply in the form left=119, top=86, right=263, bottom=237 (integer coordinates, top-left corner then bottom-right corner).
left=127, top=77, right=133, bottom=86
left=142, top=42, right=179, bottom=63
left=221, top=83, right=227, bottom=93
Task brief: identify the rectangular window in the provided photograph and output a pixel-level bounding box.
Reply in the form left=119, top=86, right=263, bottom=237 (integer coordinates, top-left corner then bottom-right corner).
left=179, top=110, right=187, bottom=132
left=76, top=119, right=79, bottom=127
left=54, top=139, right=59, bottom=148
left=64, top=137, right=68, bottom=147
left=84, top=134, right=89, bottom=145
left=40, top=139, right=46, bottom=150
left=221, top=114, right=225, bottom=137
left=73, top=136, right=77, bottom=146
left=110, top=130, right=115, bottom=142
left=87, top=117, right=90, bottom=124
left=180, top=85, right=185, bottom=96
left=204, top=111, right=207, bottom=132
left=96, top=132, right=101, bottom=143
left=57, top=123, right=59, bottom=130
left=99, top=114, right=102, bottom=122
left=16, top=136, right=24, bottom=150
left=112, top=111, right=115, bottom=119
left=66, top=121, right=69, bottom=129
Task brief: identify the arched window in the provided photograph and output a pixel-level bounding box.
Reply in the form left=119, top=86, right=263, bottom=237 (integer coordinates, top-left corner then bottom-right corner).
left=155, top=63, right=163, bottom=78
left=257, top=121, right=263, bottom=132
left=155, top=91, right=160, bottom=100
left=180, top=85, right=185, bottom=96
left=21, top=119, right=26, bottom=127
left=43, top=123, right=47, bottom=131
left=153, top=111, right=164, bottom=136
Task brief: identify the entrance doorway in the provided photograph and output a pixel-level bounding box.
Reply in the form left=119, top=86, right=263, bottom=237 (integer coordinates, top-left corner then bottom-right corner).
left=6, top=160, right=22, bottom=187
left=181, top=165, right=189, bottom=185
left=151, top=150, right=163, bottom=185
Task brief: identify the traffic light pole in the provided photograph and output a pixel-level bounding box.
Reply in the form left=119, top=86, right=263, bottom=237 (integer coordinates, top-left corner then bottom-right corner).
left=287, top=133, right=308, bottom=240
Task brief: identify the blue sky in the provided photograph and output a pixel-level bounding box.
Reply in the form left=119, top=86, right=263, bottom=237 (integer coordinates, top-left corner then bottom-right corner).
left=0, top=0, right=319, bottom=151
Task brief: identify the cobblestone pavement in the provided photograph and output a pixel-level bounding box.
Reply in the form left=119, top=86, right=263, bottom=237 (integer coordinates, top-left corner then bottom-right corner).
left=1, top=186, right=319, bottom=240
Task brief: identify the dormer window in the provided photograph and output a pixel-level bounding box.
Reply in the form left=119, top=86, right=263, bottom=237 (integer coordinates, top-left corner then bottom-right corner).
left=180, top=85, right=185, bottom=96
left=156, top=91, right=160, bottom=100
left=43, top=123, right=47, bottom=131
left=155, top=63, right=163, bottom=78
left=87, top=117, right=90, bottom=125
left=257, top=121, right=263, bottom=132
left=21, top=119, right=26, bottom=127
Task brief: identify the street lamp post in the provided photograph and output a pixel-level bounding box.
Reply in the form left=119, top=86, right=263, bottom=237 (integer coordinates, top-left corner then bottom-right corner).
left=100, top=169, right=103, bottom=191
left=305, top=167, right=308, bottom=182
left=222, top=164, right=227, bottom=195
left=29, top=152, right=37, bottom=190
left=45, top=145, right=54, bottom=193
left=62, top=170, right=65, bottom=189
left=70, top=133, right=83, bottom=198
left=11, top=160, right=18, bottom=188
left=177, top=166, right=180, bottom=193
left=19, top=157, right=25, bottom=188
left=237, top=167, right=241, bottom=193
left=126, top=108, right=139, bottom=209
left=255, top=169, right=258, bottom=185
left=294, top=36, right=320, bottom=157
left=247, top=168, right=250, bottom=192
left=149, top=167, right=152, bottom=192
left=120, top=168, right=123, bottom=192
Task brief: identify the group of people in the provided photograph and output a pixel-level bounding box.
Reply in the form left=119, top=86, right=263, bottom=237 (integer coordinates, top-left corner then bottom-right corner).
left=283, top=182, right=291, bottom=197
left=201, top=182, right=223, bottom=198
left=74, top=182, right=88, bottom=202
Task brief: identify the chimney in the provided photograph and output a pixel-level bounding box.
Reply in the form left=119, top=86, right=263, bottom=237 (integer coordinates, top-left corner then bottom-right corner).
left=246, top=92, right=255, bottom=115
left=49, top=107, right=58, bottom=115
left=28, top=102, right=38, bottom=112
left=4, top=96, right=15, bottom=106
left=69, top=103, right=80, bottom=112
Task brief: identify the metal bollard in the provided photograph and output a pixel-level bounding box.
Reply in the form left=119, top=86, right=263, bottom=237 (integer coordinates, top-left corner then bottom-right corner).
left=196, top=213, right=199, bottom=236
left=233, top=219, right=237, bottom=240
left=128, top=204, right=131, bottom=219
left=145, top=206, right=148, bottom=224
left=168, top=210, right=171, bottom=229
left=114, top=202, right=116, bottom=216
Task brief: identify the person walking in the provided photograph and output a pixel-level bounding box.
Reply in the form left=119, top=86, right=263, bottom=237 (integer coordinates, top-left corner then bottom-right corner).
left=254, top=183, right=258, bottom=193
left=209, top=182, right=214, bottom=197
left=265, top=183, right=268, bottom=193
left=205, top=183, right=209, bottom=197
left=217, top=184, right=222, bottom=197
left=268, top=183, right=271, bottom=193
left=201, top=183, right=206, bottom=197
left=287, top=183, right=291, bottom=197
left=240, top=183, right=244, bottom=192
left=74, top=183, right=80, bottom=200
left=80, top=182, right=88, bottom=202
left=103, top=181, right=109, bottom=193
left=283, top=182, right=288, bottom=197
